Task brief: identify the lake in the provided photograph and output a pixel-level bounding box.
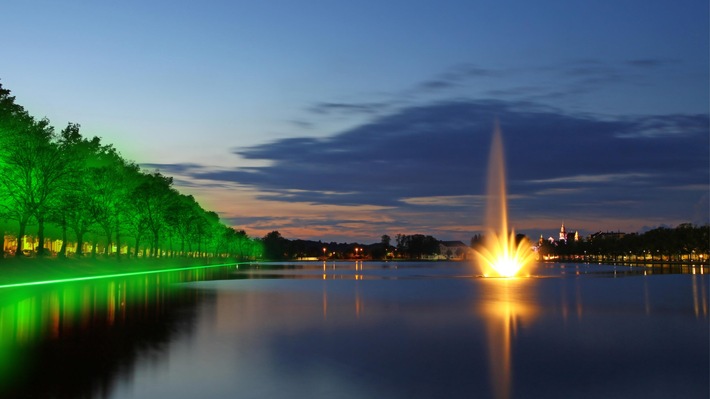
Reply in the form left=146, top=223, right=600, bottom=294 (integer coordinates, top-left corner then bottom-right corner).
left=0, top=261, right=707, bottom=399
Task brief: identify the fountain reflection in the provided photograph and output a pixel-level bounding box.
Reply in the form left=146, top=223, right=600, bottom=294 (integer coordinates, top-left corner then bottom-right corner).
left=478, top=278, right=539, bottom=399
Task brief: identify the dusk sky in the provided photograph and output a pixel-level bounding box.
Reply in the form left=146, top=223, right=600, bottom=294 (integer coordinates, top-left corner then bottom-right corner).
left=2, top=1, right=708, bottom=243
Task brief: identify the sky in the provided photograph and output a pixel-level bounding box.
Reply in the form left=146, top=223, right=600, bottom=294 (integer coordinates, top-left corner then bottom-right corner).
left=1, top=0, right=708, bottom=243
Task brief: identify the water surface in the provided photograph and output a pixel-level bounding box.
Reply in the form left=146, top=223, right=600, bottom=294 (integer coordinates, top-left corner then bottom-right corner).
left=1, top=262, right=707, bottom=398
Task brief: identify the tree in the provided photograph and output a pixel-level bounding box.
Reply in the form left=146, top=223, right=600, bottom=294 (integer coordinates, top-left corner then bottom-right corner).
left=51, top=123, right=107, bottom=257
left=164, top=194, right=202, bottom=257
left=263, top=231, right=287, bottom=260
left=133, top=171, right=174, bottom=257
left=381, top=234, right=391, bottom=247
left=395, top=233, right=440, bottom=259
left=0, top=114, right=65, bottom=256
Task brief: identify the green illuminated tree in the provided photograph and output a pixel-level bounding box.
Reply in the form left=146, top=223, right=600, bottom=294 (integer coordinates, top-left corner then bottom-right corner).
left=133, top=171, right=174, bottom=257
left=51, top=123, right=106, bottom=257
left=233, top=229, right=250, bottom=260
left=0, top=115, right=64, bottom=256
left=164, top=194, right=200, bottom=257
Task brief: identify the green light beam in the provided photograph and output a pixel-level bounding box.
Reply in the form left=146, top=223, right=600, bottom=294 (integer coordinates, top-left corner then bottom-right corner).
left=0, top=262, right=243, bottom=290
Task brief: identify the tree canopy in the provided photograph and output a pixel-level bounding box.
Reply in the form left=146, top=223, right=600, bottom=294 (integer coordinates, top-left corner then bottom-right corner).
left=0, top=81, right=262, bottom=260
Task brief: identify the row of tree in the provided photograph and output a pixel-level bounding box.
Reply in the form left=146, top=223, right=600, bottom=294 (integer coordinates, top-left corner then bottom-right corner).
left=259, top=231, right=444, bottom=260
left=0, top=81, right=263, bottom=260
left=539, top=223, right=709, bottom=262
left=259, top=224, right=710, bottom=263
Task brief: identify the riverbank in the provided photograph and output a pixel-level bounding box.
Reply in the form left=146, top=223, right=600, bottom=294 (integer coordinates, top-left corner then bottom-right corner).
left=0, top=257, right=236, bottom=286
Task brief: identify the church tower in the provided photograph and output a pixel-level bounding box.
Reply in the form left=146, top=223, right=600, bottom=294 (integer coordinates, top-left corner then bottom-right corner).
left=559, top=222, right=567, bottom=242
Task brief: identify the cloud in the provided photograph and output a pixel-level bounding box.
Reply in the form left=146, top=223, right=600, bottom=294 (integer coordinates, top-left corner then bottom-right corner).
left=615, top=114, right=709, bottom=138
left=183, top=99, right=708, bottom=240
left=526, top=173, right=654, bottom=185
left=308, top=101, right=387, bottom=116
left=400, top=195, right=484, bottom=207
left=295, top=58, right=701, bottom=139
left=140, top=162, right=205, bottom=174
left=415, top=63, right=505, bottom=94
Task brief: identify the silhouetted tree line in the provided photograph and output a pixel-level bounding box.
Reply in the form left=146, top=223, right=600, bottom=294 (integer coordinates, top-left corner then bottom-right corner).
left=539, top=223, right=709, bottom=263
left=395, top=233, right=440, bottom=259
left=0, top=81, right=262, bottom=260
left=260, top=230, right=374, bottom=260
left=260, top=231, right=445, bottom=260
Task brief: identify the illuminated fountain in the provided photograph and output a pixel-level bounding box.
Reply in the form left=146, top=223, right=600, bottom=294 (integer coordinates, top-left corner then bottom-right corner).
left=474, top=123, right=536, bottom=277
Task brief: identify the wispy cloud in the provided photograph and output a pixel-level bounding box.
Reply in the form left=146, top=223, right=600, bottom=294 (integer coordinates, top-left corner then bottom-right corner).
left=295, top=58, right=701, bottom=136
left=526, top=173, right=654, bottom=185
left=308, top=101, right=388, bottom=116
left=400, top=195, right=485, bottom=207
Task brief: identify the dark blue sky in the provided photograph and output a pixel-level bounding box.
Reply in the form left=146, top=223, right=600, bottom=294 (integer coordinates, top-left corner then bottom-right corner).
left=2, top=1, right=708, bottom=242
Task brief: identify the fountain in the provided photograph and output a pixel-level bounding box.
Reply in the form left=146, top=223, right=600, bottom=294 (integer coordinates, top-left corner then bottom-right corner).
left=473, top=122, right=536, bottom=277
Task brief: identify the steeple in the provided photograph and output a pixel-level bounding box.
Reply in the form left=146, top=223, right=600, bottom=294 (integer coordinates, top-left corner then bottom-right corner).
left=559, top=222, right=566, bottom=242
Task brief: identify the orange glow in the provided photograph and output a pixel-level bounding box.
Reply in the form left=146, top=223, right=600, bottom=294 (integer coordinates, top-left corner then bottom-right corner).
left=475, top=230, right=536, bottom=277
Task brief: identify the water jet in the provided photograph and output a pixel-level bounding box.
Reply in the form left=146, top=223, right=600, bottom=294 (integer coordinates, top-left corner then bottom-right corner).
left=474, top=123, right=536, bottom=277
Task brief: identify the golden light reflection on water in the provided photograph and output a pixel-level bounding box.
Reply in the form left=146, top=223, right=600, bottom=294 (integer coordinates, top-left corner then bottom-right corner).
left=478, top=278, right=539, bottom=399
left=692, top=274, right=708, bottom=318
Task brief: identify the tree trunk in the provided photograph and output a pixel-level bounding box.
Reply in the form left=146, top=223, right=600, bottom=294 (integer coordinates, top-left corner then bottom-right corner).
left=115, top=220, right=121, bottom=261
left=91, top=237, right=98, bottom=258
left=15, top=217, right=28, bottom=257
left=153, top=231, right=159, bottom=258
left=37, top=215, right=46, bottom=257
left=75, top=231, right=85, bottom=257
left=103, top=226, right=112, bottom=257
left=134, top=233, right=141, bottom=258
left=58, top=222, right=68, bottom=258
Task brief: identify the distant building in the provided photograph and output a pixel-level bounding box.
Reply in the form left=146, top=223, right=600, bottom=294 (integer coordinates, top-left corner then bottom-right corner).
left=556, top=222, right=580, bottom=244
left=559, top=223, right=567, bottom=242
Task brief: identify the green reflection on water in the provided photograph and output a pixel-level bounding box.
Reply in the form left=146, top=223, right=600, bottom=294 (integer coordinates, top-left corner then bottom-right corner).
left=0, top=263, right=238, bottom=393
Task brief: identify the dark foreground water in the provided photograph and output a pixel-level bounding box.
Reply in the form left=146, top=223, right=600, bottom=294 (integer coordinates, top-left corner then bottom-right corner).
left=0, top=262, right=707, bottom=399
